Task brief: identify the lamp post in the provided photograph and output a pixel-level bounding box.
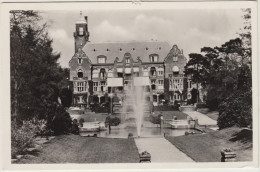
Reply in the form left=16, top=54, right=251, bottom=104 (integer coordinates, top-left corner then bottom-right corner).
left=108, top=92, right=113, bottom=114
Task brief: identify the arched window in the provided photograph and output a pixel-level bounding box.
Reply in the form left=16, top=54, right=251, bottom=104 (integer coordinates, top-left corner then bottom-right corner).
left=100, top=68, right=106, bottom=79
left=150, top=67, right=156, bottom=76
left=78, top=69, right=83, bottom=78
left=172, top=66, right=179, bottom=75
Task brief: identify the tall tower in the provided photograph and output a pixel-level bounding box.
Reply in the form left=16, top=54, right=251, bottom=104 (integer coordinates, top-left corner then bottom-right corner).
left=74, top=11, right=89, bottom=53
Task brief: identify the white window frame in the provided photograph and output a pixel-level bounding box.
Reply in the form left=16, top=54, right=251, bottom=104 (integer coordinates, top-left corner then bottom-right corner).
left=93, top=82, right=98, bottom=92
left=98, top=57, right=106, bottom=64
left=79, top=27, right=84, bottom=36
left=126, top=58, right=130, bottom=64
left=158, top=80, right=164, bottom=85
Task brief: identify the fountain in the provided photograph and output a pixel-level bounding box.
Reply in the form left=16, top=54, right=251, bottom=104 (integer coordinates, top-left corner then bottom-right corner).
left=121, top=77, right=150, bottom=137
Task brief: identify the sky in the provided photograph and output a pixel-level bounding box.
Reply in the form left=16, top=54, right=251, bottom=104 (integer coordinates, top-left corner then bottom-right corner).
left=41, top=9, right=245, bottom=68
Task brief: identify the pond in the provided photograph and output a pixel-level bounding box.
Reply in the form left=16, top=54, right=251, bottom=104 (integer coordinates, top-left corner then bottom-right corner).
left=79, top=125, right=200, bottom=138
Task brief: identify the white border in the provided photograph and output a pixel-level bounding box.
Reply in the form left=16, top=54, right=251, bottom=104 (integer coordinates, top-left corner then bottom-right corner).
left=0, top=1, right=258, bottom=171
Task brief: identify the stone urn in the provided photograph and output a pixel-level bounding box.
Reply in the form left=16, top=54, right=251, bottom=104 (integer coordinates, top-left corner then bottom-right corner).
left=221, top=148, right=236, bottom=162
left=139, top=151, right=151, bottom=163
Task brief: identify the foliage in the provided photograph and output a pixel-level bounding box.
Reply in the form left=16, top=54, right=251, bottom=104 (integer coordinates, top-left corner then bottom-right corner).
left=10, top=10, right=72, bottom=133
left=105, top=116, right=121, bottom=126
left=217, top=90, right=252, bottom=129
left=149, top=114, right=162, bottom=125
left=60, top=87, right=73, bottom=108
left=48, top=106, right=72, bottom=135
left=11, top=118, right=49, bottom=158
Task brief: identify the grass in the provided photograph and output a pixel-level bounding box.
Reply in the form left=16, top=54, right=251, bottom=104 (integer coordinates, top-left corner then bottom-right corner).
left=166, top=127, right=252, bottom=162
left=16, top=134, right=139, bottom=163
left=201, top=111, right=219, bottom=121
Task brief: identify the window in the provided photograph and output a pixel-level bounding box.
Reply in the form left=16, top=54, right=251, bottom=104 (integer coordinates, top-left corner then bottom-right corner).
left=106, top=48, right=110, bottom=52
left=169, top=80, right=173, bottom=89
left=79, top=27, right=84, bottom=36
left=158, top=80, right=164, bottom=85
left=143, top=71, right=149, bottom=77
left=93, top=69, right=99, bottom=78
left=126, top=58, right=130, bottom=64
left=98, top=57, right=106, bottom=63
left=172, top=66, right=179, bottom=75
left=119, top=48, right=122, bottom=51
left=78, top=58, right=82, bottom=64
left=100, top=81, right=106, bottom=92
left=150, top=55, right=158, bottom=62
left=93, top=82, right=98, bottom=92
left=150, top=67, right=156, bottom=76
left=158, top=47, right=161, bottom=50
left=93, top=49, right=96, bottom=52
left=145, top=47, right=148, bottom=50
left=173, top=56, right=178, bottom=62
left=108, top=70, right=113, bottom=78
left=151, top=80, right=156, bottom=85
left=158, top=70, right=163, bottom=76
left=100, top=68, right=106, bottom=79
left=132, top=48, right=135, bottom=51
left=78, top=69, right=83, bottom=78
left=76, top=82, right=87, bottom=92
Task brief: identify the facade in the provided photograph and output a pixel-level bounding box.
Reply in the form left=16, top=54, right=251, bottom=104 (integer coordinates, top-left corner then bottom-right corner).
left=69, top=14, right=194, bottom=108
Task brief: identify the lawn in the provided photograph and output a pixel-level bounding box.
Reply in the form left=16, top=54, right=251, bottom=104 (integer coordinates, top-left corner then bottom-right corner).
left=16, top=134, right=139, bottom=163
left=203, top=111, right=219, bottom=121
left=166, top=127, right=252, bottom=162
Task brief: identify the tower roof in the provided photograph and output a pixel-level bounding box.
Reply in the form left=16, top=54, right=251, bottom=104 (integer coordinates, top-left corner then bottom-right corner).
left=76, top=11, right=87, bottom=24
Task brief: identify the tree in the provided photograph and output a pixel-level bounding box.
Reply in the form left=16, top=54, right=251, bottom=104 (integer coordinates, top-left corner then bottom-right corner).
left=10, top=10, right=72, bottom=134
left=184, top=53, right=210, bottom=103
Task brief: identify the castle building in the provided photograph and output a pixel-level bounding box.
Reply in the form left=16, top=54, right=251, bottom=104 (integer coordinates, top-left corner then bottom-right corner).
left=69, top=14, right=193, bottom=108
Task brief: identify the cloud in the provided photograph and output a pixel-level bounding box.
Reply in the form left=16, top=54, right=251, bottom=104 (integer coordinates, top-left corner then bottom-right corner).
left=92, top=20, right=136, bottom=42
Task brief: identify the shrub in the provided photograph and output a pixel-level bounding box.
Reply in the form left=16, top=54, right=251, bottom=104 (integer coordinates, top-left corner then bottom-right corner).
left=79, top=118, right=84, bottom=127
left=110, top=117, right=121, bottom=126
left=217, top=90, right=252, bottom=129
left=71, top=123, right=79, bottom=135
left=105, top=116, right=121, bottom=126
left=11, top=119, right=44, bottom=158
left=49, top=106, right=72, bottom=135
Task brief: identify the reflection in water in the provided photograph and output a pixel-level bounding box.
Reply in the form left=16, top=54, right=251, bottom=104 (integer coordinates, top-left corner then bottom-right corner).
left=80, top=127, right=198, bottom=138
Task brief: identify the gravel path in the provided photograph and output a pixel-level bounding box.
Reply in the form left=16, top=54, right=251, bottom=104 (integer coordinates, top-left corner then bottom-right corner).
left=135, top=137, right=194, bottom=162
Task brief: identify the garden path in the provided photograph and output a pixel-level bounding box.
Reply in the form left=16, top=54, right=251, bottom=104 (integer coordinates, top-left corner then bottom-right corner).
left=134, top=137, right=194, bottom=162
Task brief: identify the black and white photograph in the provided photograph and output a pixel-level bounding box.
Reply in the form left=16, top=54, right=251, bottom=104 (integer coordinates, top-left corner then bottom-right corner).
left=0, top=1, right=258, bottom=170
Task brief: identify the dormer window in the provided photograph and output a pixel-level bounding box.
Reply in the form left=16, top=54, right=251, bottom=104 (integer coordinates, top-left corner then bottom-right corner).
left=119, top=48, right=122, bottom=51
left=173, top=56, right=178, bottom=62
left=158, top=47, right=161, bottom=50
left=126, top=58, right=130, bottom=64
left=78, top=69, right=83, bottom=78
left=146, top=47, right=148, bottom=50
left=78, top=58, right=83, bottom=64
left=97, top=56, right=106, bottom=64
left=93, top=49, right=96, bottom=52
left=106, top=48, right=110, bottom=52
left=79, top=27, right=84, bottom=36
left=132, top=48, right=135, bottom=51
left=150, top=54, right=159, bottom=62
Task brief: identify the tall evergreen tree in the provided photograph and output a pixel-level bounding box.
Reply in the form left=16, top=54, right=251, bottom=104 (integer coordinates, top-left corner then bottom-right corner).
left=10, top=10, right=72, bottom=134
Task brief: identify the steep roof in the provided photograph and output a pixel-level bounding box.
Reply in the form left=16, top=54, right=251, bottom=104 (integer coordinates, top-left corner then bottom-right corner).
left=82, top=41, right=171, bottom=64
